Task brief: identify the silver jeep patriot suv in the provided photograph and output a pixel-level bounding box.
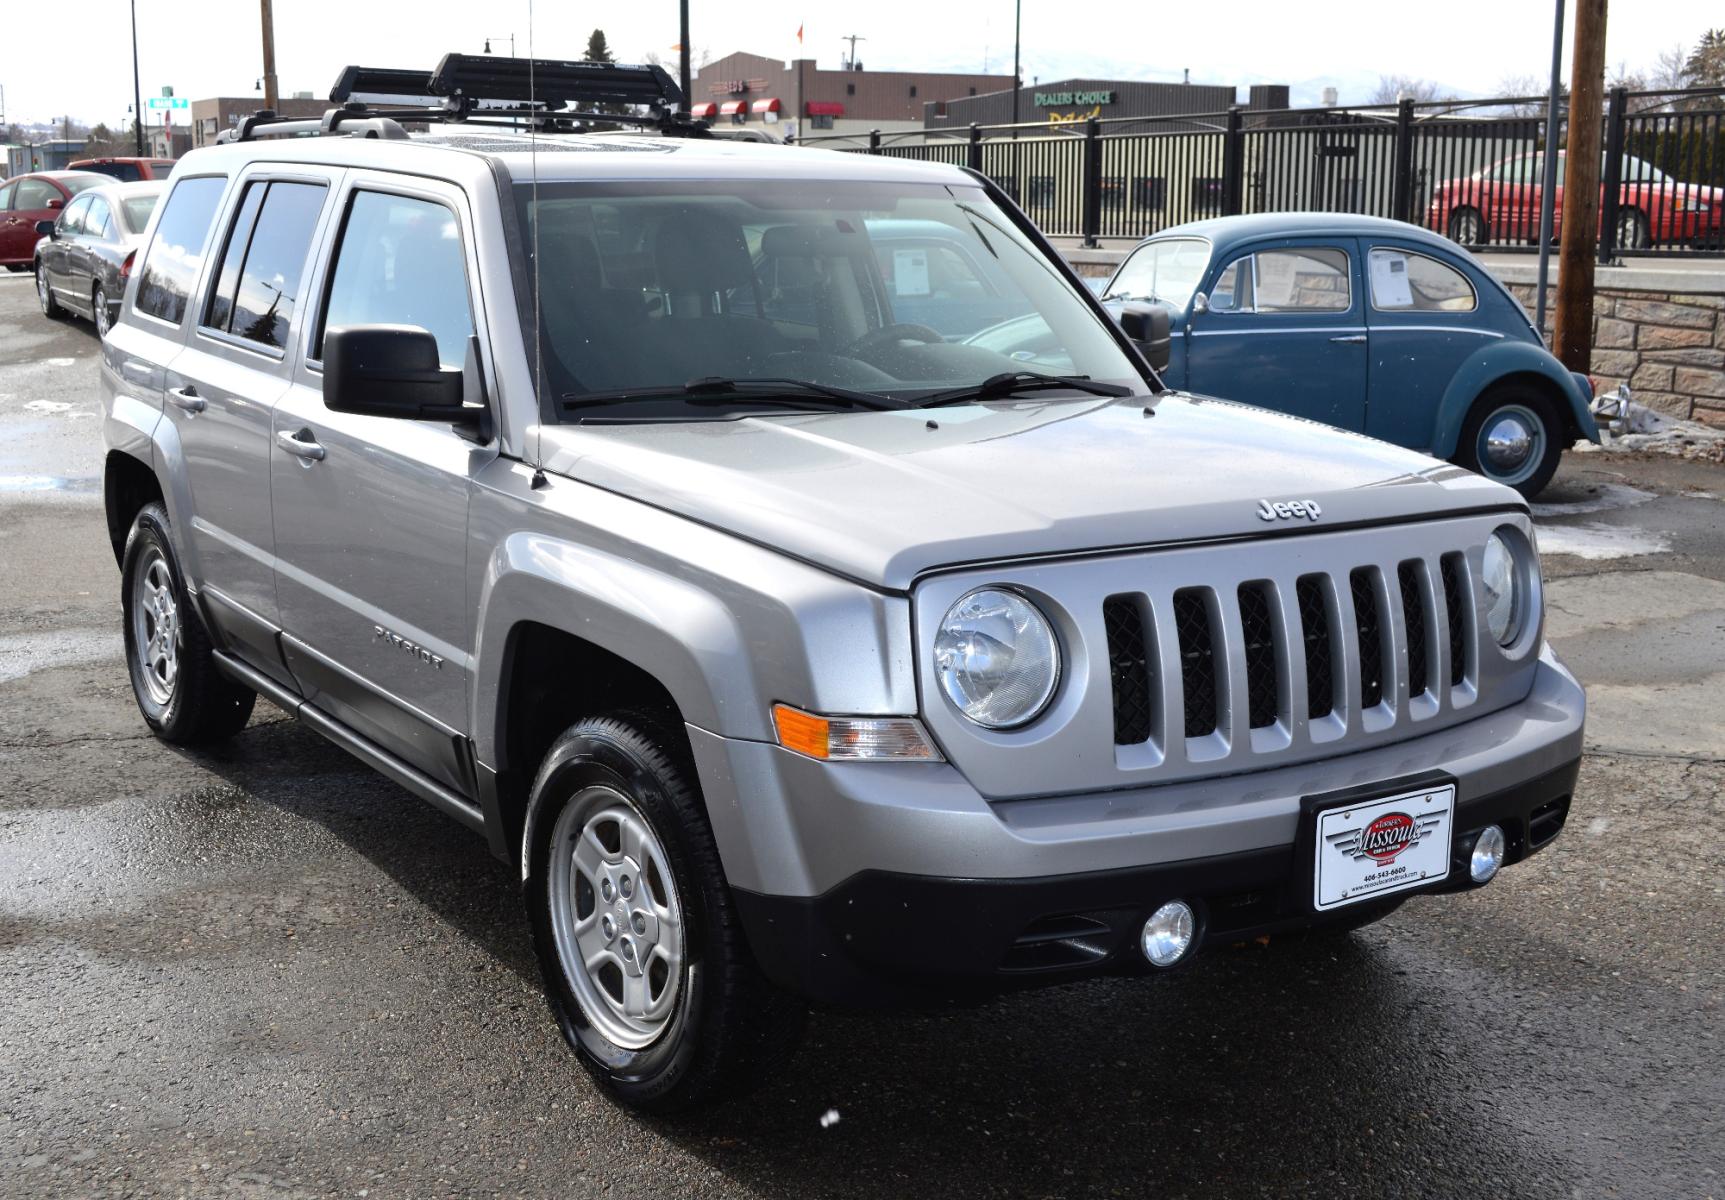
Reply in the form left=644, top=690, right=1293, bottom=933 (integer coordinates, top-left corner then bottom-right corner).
left=99, top=56, right=1585, bottom=1111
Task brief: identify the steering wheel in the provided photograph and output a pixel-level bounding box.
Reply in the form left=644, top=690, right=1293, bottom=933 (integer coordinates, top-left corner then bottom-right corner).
left=845, top=322, right=946, bottom=357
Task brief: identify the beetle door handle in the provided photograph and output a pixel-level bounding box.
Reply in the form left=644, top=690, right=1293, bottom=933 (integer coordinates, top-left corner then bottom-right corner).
left=276, top=428, right=326, bottom=461
left=1329, top=334, right=1367, bottom=344
left=166, top=385, right=206, bottom=413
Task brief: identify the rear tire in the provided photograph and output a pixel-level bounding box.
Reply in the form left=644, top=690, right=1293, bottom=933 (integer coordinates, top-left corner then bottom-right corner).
left=93, top=283, right=112, bottom=339
left=1615, top=207, right=1651, bottom=252
left=120, top=502, right=257, bottom=744
left=1454, top=385, right=1565, bottom=498
left=36, top=263, right=62, bottom=319
left=525, top=714, right=803, bottom=1113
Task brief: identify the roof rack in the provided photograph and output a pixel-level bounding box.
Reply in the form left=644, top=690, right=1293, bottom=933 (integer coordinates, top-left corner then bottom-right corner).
left=220, top=53, right=708, bottom=144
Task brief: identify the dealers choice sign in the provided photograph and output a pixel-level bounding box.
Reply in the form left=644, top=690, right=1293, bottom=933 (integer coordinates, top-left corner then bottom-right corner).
left=1033, top=89, right=1118, bottom=108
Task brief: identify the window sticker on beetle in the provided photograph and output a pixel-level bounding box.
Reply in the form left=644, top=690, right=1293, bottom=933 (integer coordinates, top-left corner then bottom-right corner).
left=893, top=248, right=931, bottom=297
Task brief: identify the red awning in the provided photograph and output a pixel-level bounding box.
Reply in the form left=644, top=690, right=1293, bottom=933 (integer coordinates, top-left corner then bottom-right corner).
left=690, top=101, right=718, bottom=118
left=719, top=100, right=747, bottom=116
left=805, top=100, right=845, bottom=117
left=750, top=97, right=781, bottom=114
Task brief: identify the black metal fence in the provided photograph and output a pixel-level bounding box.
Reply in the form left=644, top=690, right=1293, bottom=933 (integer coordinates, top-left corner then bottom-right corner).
left=800, top=87, right=1725, bottom=260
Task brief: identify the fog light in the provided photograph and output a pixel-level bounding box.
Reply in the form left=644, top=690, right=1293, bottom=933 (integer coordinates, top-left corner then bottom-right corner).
left=1470, top=825, right=1506, bottom=884
left=1141, top=900, right=1196, bottom=968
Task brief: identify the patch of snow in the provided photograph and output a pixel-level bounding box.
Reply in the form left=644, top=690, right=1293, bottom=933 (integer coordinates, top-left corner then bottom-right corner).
left=23, top=399, right=70, bottom=414
left=1537, top=522, right=1672, bottom=560
left=1532, top=483, right=1656, bottom=518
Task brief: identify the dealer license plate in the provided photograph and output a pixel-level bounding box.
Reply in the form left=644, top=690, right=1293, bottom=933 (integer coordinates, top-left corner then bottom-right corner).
left=1313, top=785, right=1454, bottom=911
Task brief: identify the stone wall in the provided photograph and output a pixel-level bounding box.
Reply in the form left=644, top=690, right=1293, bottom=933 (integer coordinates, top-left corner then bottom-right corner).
left=1476, top=284, right=1723, bottom=426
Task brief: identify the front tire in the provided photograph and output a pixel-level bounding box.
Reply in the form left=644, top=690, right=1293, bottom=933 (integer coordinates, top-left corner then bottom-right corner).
left=1447, top=206, right=1488, bottom=248
left=1453, top=386, right=1565, bottom=498
left=1615, top=207, right=1651, bottom=252
left=525, top=715, right=803, bottom=1112
left=120, top=503, right=257, bottom=743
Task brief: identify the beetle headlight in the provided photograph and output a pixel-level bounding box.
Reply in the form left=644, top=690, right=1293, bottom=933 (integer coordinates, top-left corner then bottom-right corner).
left=933, top=588, right=1060, bottom=729
left=1482, top=531, right=1522, bottom=645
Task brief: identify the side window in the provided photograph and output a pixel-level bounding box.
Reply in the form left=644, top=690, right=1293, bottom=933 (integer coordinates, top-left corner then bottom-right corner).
left=1209, top=256, right=1254, bottom=313
left=84, top=196, right=113, bottom=239
left=1368, top=248, right=1477, bottom=313
left=59, top=194, right=92, bottom=236
left=318, top=191, right=474, bottom=369
left=0, top=182, right=14, bottom=211
left=135, top=176, right=228, bottom=325
left=204, top=182, right=268, bottom=333
left=15, top=178, right=61, bottom=211
left=215, top=180, right=326, bottom=351
left=1252, top=247, right=1351, bottom=313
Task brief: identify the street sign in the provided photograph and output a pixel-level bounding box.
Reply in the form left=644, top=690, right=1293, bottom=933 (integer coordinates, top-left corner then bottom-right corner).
left=147, top=97, right=188, bottom=110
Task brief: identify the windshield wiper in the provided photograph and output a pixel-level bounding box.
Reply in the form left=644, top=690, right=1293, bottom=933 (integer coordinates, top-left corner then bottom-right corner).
left=562, top=376, right=911, bottom=413
left=916, top=372, right=1134, bottom=408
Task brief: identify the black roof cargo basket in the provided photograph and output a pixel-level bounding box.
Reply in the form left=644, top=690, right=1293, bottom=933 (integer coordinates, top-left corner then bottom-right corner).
left=428, top=54, right=685, bottom=112
left=221, top=52, right=707, bottom=143
left=330, top=66, right=437, bottom=107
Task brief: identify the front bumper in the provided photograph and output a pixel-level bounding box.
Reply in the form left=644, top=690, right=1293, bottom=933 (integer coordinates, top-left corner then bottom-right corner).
left=689, top=649, right=1584, bottom=1005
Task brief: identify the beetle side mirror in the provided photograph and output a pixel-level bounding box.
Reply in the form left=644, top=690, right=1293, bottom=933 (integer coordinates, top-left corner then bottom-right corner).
left=35, top=220, right=57, bottom=238
left=1118, top=302, right=1172, bottom=372
left=1190, top=292, right=1210, bottom=315
left=324, top=325, right=482, bottom=433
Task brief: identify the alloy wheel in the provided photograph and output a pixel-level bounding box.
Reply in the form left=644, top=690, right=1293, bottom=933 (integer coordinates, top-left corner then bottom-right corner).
left=94, top=287, right=111, bottom=338
left=130, top=547, right=180, bottom=706
left=547, top=784, right=685, bottom=1050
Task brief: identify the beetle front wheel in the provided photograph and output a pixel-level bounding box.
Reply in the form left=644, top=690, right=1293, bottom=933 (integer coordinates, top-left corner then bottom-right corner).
left=1454, top=387, right=1565, bottom=498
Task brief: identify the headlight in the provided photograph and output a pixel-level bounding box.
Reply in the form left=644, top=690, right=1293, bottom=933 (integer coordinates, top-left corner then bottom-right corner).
left=933, top=588, right=1060, bottom=729
left=1481, top=532, right=1521, bottom=644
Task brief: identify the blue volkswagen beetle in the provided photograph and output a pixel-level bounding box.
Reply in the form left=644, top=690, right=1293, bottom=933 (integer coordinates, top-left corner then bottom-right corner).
left=1098, top=214, right=1599, bottom=496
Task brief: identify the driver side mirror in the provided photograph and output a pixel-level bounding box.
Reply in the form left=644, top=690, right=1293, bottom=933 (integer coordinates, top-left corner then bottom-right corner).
left=1118, top=302, right=1172, bottom=372
left=47, top=197, right=64, bottom=210
left=324, top=325, right=485, bottom=436
left=35, top=220, right=56, bottom=238
left=1190, top=292, right=1210, bottom=315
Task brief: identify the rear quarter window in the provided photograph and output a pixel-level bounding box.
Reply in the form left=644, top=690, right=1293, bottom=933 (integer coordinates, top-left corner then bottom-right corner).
left=135, top=176, right=228, bottom=325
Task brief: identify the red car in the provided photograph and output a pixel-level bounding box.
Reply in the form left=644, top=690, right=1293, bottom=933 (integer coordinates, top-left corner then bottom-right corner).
left=1428, top=151, right=1723, bottom=251
left=67, top=156, right=178, bottom=182
left=0, top=171, right=110, bottom=270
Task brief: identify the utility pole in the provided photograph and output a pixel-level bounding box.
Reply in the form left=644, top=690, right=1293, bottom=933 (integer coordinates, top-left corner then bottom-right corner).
left=1011, top=0, right=1022, bottom=127
left=678, top=0, right=691, bottom=110
left=1534, top=0, right=1567, bottom=340
left=130, top=0, right=144, bottom=154
left=840, top=33, right=866, bottom=70
left=1552, top=0, right=1606, bottom=374
left=259, top=0, right=280, bottom=110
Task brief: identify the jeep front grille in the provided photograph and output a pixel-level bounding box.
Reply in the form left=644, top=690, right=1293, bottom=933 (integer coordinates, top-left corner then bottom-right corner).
left=1107, top=549, right=1478, bottom=748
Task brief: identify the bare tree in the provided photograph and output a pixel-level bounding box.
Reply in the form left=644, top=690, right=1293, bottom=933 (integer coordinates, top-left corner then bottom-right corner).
left=1492, top=74, right=1549, bottom=118
left=1369, top=74, right=1446, bottom=105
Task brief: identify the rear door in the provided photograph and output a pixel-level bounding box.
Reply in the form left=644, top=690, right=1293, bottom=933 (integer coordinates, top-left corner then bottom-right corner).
left=159, top=167, right=336, bottom=682
left=270, top=175, right=497, bottom=790
left=1183, top=238, right=1369, bottom=431
left=70, top=194, right=116, bottom=310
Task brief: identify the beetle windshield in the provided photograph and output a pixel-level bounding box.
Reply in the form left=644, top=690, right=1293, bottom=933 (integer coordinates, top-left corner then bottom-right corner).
left=513, top=179, right=1143, bottom=418
left=1104, top=238, right=1209, bottom=310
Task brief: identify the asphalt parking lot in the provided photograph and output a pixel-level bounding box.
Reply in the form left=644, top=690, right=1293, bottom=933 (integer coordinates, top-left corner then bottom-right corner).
left=1, top=271, right=1721, bottom=1199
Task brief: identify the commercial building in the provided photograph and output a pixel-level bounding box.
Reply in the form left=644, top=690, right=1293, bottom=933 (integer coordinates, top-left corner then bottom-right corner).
left=690, top=52, right=1012, bottom=142
left=925, top=78, right=1290, bottom=130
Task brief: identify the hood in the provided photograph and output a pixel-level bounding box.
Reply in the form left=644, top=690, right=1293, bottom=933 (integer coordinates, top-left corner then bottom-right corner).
left=537, top=395, right=1518, bottom=591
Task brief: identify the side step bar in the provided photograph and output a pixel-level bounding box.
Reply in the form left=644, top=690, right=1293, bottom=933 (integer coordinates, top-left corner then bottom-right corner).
left=213, top=649, right=487, bottom=835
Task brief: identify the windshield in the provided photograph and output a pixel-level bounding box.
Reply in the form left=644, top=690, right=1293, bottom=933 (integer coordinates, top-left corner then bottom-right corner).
left=61, top=174, right=108, bottom=197
left=120, top=194, right=159, bottom=234
left=514, top=179, right=1142, bottom=418
left=1105, top=238, right=1209, bottom=310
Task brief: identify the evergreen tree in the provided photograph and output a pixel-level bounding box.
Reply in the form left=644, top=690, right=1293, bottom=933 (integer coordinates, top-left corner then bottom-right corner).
left=1685, top=29, right=1725, bottom=89
left=582, top=29, right=629, bottom=129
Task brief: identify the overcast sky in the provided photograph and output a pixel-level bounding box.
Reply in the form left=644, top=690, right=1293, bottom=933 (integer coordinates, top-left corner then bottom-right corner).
left=1, top=0, right=1715, bottom=128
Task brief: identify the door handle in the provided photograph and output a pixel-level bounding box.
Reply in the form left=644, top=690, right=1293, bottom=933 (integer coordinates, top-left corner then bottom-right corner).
left=166, top=385, right=206, bottom=413
left=1329, top=334, right=1367, bottom=344
left=276, top=428, right=327, bottom=461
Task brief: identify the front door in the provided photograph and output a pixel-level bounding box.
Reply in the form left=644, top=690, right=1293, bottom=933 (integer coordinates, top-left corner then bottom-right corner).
left=1, top=178, right=62, bottom=264
left=1183, top=237, right=1369, bottom=432
left=271, top=177, right=497, bottom=793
